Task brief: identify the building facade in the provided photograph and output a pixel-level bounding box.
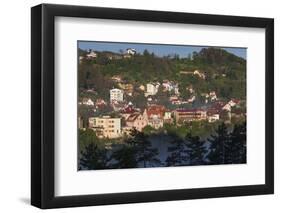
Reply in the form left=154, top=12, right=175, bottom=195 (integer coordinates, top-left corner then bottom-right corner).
left=145, top=105, right=165, bottom=129
left=145, top=83, right=159, bottom=96
left=174, top=109, right=207, bottom=123
left=88, top=116, right=121, bottom=138
left=86, top=50, right=97, bottom=59
left=110, top=88, right=124, bottom=102
left=125, top=112, right=148, bottom=132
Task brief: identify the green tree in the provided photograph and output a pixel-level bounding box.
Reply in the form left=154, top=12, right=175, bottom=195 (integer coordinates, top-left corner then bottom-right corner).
left=166, top=134, right=188, bottom=166
left=110, top=144, right=138, bottom=169
left=127, top=128, right=161, bottom=168
left=207, top=122, right=230, bottom=164
left=227, top=122, right=246, bottom=164
left=79, top=129, right=100, bottom=152
left=185, top=132, right=207, bottom=165
left=79, top=143, right=109, bottom=170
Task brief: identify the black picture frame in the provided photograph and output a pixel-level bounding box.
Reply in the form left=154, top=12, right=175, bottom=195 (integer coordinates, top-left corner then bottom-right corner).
left=31, top=3, right=274, bottom=209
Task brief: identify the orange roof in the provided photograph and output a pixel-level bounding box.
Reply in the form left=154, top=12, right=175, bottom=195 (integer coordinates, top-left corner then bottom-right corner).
left=147, top=105, right=165, bottom=118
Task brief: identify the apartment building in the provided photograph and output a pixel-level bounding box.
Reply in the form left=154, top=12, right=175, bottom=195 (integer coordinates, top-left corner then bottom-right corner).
left=174, top=109, right=207, bottom=123
left=88, top=116, right=121, bottom=138
left=110, top=88, right=124, bottom=102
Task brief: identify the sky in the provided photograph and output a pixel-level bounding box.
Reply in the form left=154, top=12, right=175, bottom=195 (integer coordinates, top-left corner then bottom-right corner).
left=78, top=41, right=247, bottom=59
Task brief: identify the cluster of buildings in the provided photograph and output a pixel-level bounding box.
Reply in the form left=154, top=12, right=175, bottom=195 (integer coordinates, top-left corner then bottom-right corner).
left=79, top=97, right=107, bottom=111
left=78, top=68, right=245, bottom=139
left=87, top=104, right=173, bottom=139
left=79, top=48, right=137, bottom=63
left=144, top=81, right=179, bottom=97
left=83, top=98, right=244, bottom=139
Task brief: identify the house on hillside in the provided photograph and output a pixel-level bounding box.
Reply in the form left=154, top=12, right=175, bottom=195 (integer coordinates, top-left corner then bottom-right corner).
left=86, top=50, right=97, bottom=59
left=193, top=70, right=206, bottom=79
left=110, top=88, right=124, bottom=103
left=163, top=111, right=173, bottom=124
left=111, top=75, right=122, bottom=83
left=81, top=98, right=95, bottom=106
left=207, top=108, right=220, bottom=123
left=179, top=70, right=206, bottom=80
left=95, top=98, right=107, bottom=108
left=145, top=82, right=160, bottom=97
left=88, top=116, right=121, bottom=139
left=139, top=84, right=145, bottom=91
left=209, top=101, right=232, bottom=121
left=126, top=48, right=137, bottom=55
left=120, top=104, right=138, bottom=120
left=174, top=108, right=207, bottom=124
left=124, top=112, right=148, bottom=132
left=145, top=105, right=166, bottom=129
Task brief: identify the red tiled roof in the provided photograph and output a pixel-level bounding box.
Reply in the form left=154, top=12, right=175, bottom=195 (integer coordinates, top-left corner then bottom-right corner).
left=147, top=105, right=165, bottom=118
left=122, top=106, right=136, bottom=114
left=126, top=113, right=141, bottom=122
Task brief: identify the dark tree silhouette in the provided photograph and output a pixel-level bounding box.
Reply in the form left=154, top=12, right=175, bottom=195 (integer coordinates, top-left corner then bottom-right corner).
left=166, top=135, right=188, bottom=166
left=128, top=128, right=161, bottom=168
left=185, top=132, right=207, bottom=165
left=207, top=122, right=230, bottom=164
left=79, top=143, right=109, bottom=170
left=110, top=145, right=138, bottom=169
left=228, top=122, right=246, bottom=164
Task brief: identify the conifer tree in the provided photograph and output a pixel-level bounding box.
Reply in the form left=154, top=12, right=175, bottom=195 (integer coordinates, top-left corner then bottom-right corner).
left=111, top=144, right=138, bottom=169
left=229, top=122, right=246, bottom=164
left=185, top=132, right=207, bottom=165
left=166, top=135, right=188, bottom=166
left=127, top=128, right=160, bottom=168
left=79, top=143, right=109, bottom=170
left=207, top=122, right=230, bottom=164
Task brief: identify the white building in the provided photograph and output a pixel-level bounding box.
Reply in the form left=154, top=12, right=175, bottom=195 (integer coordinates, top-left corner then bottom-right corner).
left=126, top=48, right=136, bottom=55
left=110, top=88, right=124, bottom=102
left=145, top=83, right=159, bottom=97
left=88, top=116, right=121, bottom=138
left=193, top=70, right=206, bottom=79
left=148, top=116, right=163, bottom=129
left=163, top=111, right=173, bottom=123
left=86, top=50, right=97, bottom=59
left=82, top=98, right=94, bottom=106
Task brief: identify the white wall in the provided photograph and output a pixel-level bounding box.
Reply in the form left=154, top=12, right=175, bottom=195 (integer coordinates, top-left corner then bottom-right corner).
left=0, top=0, right=279, bottom=212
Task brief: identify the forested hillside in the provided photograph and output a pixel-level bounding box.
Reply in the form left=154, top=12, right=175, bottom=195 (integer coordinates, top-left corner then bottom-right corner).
left=78, top=47, right=246, bottom=101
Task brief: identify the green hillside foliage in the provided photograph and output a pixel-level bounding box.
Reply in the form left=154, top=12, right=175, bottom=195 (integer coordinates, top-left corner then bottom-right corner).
left=79, top=47, right=246, bottom=100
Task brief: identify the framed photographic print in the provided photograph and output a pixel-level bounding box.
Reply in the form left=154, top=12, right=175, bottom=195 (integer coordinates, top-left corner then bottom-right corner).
left=31, top=3, right=274, bottom=209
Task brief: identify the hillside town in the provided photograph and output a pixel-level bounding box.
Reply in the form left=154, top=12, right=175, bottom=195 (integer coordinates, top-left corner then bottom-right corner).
left=78, top=44, right=247, bottom=170
left=79, top=71, right=245, bottom=139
